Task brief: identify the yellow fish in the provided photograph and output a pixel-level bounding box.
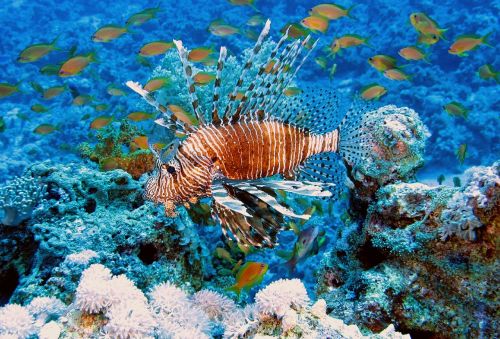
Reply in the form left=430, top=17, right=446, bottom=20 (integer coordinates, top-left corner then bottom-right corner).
left=139, top=41, right=174, bottom=57
left=398, top=46, right=430, bottom=63
left=40, top=63, right=62, bottom=76
left=43, top=85, right=66, bottom=100
left=410, top=12, right=447, bottom=39
left=383, top=68, right=411, bottom=81
left=226, top=262, right=268, bottom=296
left=247, top=14, right=265, bottom=27
left=228, top=0, right=257, bottom=9
left=130, top=136, right=149, bottom=150
left=187, top=47, right=214, bottom=62
left=309, top=3, right=355, bottom=20
left=0, top=83, right=21, bottom=99
left=330, top=34, right=369, bottom=55
left=144, top=77, right=170, bottom=92
left=127, top=111, right=154, bottom=122
left=477, top=64, right=499, bottom=83
left=281, top=22, right=310, bottom=39
left=167, top=104, right=198, bottom=126
left=368, top=55, right=397, bottom=72
left=34, top=124, right=57, bottom=135
left=193, top=71, right=216, bottom=86
left=449, top=33, right=492, bottom=57
left=443, top=102, right=468, bottom=119
left=360, top=83, right=387, bottom=100
left=126, top=7, right=161, bottom=26
left=72, top=94, right=93, bottom=106
left=209, top=20, right=239, bottom=37
left=17, top=37, right=59, bottom=63
left=31, top=104, right=49, bottom=113
left=456, top=144, right=467, bottom=165
left=417, top=33, right=439, bottom=46
left=59, top=52, right=97, bottom=77
left=215, top=247, right=236, bottom=264
left=283, top=87, right=302, bottom=96
left=301, top=15, right=329, bottom=33
left=107, top=84, right=126, bottom=96
left=92, top=25, right=129, bottom=42
left=94, top=103, right=109, bottom=112
left=90, top=116, right=113, bottom=129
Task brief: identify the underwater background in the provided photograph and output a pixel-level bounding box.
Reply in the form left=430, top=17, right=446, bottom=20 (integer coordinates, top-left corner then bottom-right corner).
left=0, top=0, right=498, bottom=338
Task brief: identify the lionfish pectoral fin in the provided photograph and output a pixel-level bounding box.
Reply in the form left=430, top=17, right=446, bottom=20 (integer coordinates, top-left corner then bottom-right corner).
left=211, top=179, right=332, bottom=248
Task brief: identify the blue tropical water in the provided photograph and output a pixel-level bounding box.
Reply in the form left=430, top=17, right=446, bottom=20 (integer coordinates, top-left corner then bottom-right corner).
left=0, top=0, right=498, bottom=338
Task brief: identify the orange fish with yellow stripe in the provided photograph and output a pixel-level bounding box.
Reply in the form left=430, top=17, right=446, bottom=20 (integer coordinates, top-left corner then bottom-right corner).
left=126, top=20, right=376, bottom=248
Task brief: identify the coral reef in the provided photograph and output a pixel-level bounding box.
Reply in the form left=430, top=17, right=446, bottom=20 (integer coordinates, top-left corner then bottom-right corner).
left=318, top=161, right=499, bottom=338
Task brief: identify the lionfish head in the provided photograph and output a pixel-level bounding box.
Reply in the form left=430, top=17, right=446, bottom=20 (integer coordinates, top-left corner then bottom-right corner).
left=144, top=154, right=213, bottom=215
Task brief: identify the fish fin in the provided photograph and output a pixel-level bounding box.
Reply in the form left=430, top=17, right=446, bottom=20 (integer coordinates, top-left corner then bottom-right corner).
left=212, top=178, right=331, bottom=248
left=281, top=88, right=346, bottom=134
left=295, top=152, right=349, bottom=199
left=284, top=257, right=297, bottom=273
left=125, top=81, right=189, bottom=134
left=173, top=40, right=206, bottom=125
left=225, top=284, right=242, bottom=297
left=337, top=99, right=380, bottom=170
left=211, top=46, right=227, bottom=126
left=481, top=32, right=493, bottom=47
left=347, top=4, right=358, bottom=20
left=30, top=82, right=43, bottom=94
left=222, top=19, right=271, bottom=123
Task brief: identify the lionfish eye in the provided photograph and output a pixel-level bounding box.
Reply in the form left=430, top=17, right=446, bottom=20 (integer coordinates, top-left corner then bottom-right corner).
left=167, top=166, right=176, bottom=174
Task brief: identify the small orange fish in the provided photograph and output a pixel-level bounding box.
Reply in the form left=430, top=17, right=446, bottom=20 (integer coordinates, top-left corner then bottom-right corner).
left=283, top=87, right=302, bottom=96
left=90, top=116, right=113, bottom=129
left=34, top=124, right=57, bottom=135
left=309, top=3, right=355, bottom=20
left=127, top=111, right=154, bottom=121
left=226, top=262, right=268, bottom=296
left=139, top=41, right=174, bottom=57
left=167, top=104, right=198, bottom=126
left=187, top=47, right=214, bottom=62
left=31, top=104, right=49, bottom=113
left=92, top=25, right=129, bottom=42
left=144, top=77, right=170, bottom=92
left=456, top=143, right=467, bottom=165
left=131, top=136, right=149, bottom=150
left=398, top=46, right=430, bottom=62
left=193, top=71, right=216, bottom=85
left=72, top=94, right=93, bottom=106
left=368, top=55, right=398, bottom=72
left=417, top=33, right=439, bottom=46
left=281, top=22, right=310, bottom=39
left=443, top=101, right=468, bottom=119
left=330, top=34, right=369, bottom=55
left=247, top=14, right=265, bottom=27
left=410, top=12, right=447, bottom=39
left=360, top=83, right=387, bottom=100
left=448, top=33, right=492, bottom=57
left=0, top=83, right=21, bottom=99
left=208, top=19, right=239, bottom=37
left=100, top=157, right=121, bottom=171
left=93, top=103, right=109, bottom=112
left=126, top=7, right=161, bottom=26
left=301, top=15, right=329, bottom=33
left=43, top=86, right=66, bottom=100
left=477, top=64, right=499, bottom=83
left=17, top=36, right=59, bottom=63
left=384, top=68, right=411, bottom=81
left=107, top=84, right=126, bottom=96
left=59, top=52, right=97, bottom=77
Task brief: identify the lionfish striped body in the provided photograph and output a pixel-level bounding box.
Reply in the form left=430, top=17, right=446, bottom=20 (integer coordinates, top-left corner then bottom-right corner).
left=128, top=20, right=373, bottom=248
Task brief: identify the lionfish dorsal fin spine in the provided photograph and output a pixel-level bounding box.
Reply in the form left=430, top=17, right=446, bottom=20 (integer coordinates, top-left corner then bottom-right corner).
left=174, top=39, right=206, bottom=126
left=211, top=46, right=227, bottom=126
left=222, top=19, right=271, bottom=124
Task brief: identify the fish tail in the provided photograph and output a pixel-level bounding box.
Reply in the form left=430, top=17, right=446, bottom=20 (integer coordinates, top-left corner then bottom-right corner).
left=347, top=4, right=358, bottom=20
left=336, top=100, right=378, bottom=170
left=225, top=284, right=241, bottom=297
left=481, top=32, right=493, bottom=47
left=87, top=51, right=98, bottom=63
left=51, top=34, right=61, bottom=49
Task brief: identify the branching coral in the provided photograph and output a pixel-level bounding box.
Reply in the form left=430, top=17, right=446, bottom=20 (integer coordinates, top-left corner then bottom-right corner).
left=0, top=174, right=46, bottom=226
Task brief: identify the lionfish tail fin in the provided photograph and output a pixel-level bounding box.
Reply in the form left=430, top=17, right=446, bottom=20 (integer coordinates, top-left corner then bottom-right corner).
left=337, top=100, right=378, bottom=169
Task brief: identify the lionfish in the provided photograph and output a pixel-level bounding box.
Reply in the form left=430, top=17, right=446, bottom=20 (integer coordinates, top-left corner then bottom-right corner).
left=127, top=20, right=373, bottom=248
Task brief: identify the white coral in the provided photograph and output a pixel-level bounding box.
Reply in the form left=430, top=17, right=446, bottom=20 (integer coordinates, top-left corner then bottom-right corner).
left=255, top=279, right=310, bottom=318
left=104, top=300, right=156, bottom=339
left=26, top=297, right=66, bottom=326
left=191, top=290, right=237, bottom=322
left=0, top=304, right=36, bottom=338
left=65, top=249, right=98, bottom=265
left=108, top=274, right=148, bottom=306
left=75, top=264, right=112, bottom=313
left=39, top=321, right=62, bottom=339
left=281, top=309, right=298, bottom=332
left=311, top=299, right=327, bottom=318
